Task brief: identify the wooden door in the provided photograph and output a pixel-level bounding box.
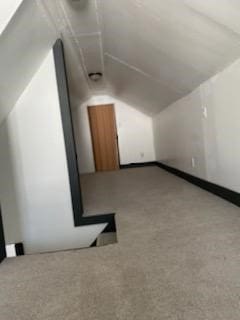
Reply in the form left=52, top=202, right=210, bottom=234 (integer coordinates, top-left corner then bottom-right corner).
left=88, top=104, right=119, bottom=172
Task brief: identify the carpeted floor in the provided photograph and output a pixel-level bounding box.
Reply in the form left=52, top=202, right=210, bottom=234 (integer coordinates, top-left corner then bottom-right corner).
left=1, top=167, right=240, bottom=320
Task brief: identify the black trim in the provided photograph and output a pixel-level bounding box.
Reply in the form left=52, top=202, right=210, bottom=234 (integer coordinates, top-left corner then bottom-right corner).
left=120, top=162, right=157, bottom=169
left=90, top=239, right=97, bottom=247
left=53, top=39, right=84, bottom=226
left=5, top=243, right=25, bottom=257
left=90, top=215, right=117, bottom=247
left=0, top=207, right=6, bottom=263
left=53, top=39, right=116, bottom=234
left=77, top=214, right=114, bottom=226
left=157, top=162, right=240, bottom=207
left=15, top=243, right=24, bottom=256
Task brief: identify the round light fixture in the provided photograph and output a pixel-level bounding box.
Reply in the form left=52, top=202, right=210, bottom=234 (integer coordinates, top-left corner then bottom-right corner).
left=88, top=72, right=103, bottom=82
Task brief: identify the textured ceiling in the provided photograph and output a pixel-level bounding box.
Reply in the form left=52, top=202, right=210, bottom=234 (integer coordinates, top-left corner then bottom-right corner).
left=41, top=0, right=240, bottom=114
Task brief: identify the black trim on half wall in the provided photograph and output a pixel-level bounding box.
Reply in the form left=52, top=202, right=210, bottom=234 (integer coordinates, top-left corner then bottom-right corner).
left=53, top=39, right=116, bottom=232
left=15, top=243, right=24, bottom=256
left=157, top=162, right=240, bottom=207
left=0, top=207, right=6, bottom=263
left=53, top=39, right=84, bottom=225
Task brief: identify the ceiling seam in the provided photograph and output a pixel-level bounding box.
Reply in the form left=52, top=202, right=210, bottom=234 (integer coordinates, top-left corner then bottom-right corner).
left=94, top=0, right=107, bottom=85
left=184, top=4, right=240, bottom=42
left=105, top=53, right=182, bottom=95
left=34, top=0, right=59, bottom=36
left=35, top=0, right=92, bottom=94
left=40, top=0, right=69, bottom=34
left=69, top=31, right=101, bottom=38
left=57, top=1, right=94, bottom=92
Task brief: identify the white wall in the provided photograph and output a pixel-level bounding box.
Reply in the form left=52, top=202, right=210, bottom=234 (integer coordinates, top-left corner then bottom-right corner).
left=0, top=0, right=57, bottom=125
left=201, top=60, right=240, bottom=192
left=0, top=0, right=22, bottom=34
left=0, top=122, right=22, bottom=244
left=153, top=89, right=207, bottom=179
left=0, top=50, right=106, bottom=254
left=73, top=95, right=156, bottom=174
left=153, top=57, right=240, bottom=193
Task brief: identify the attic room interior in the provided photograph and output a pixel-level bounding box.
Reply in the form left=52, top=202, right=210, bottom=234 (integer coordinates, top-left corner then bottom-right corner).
left=1, top=0, right=240, bottom=319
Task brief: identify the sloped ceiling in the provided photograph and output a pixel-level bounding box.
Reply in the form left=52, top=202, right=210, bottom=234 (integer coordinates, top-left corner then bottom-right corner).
left=40, top=0, right=240, bottom=114
left=0, top=0, right=22, bottom=34
left=0, top=0, right=57, bottom=125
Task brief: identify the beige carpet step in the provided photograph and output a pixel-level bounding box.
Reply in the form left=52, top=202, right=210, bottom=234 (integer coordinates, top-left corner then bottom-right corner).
left=96, top=232, right=117, bottom=247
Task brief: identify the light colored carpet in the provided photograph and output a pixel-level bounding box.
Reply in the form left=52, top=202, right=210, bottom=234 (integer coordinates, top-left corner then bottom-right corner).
left=1, top=167, right=240, bottom=320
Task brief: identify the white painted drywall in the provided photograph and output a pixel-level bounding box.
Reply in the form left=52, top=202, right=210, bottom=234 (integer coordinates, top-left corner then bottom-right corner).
left=115, top=100, right=156, bottom=165
left=72, top=95, right=156, bottom=174
left=0, top=50, right=106, bottom=254
left=153, top=89, right=207, bottom=179
left=200, top=59, right=240, bottom=192
left=0, top=0, right=57, bottom=125
left=153, top=57, right=240, bottom=193
left=0, top=0, right=22, bottom=34
left=0, top=122, right=22, bottom=244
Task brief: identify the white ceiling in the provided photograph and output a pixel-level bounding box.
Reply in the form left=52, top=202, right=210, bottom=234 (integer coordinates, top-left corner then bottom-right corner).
left=40, top=0, right=240, bottom=115
left=3, top=0, right=240, bottom=118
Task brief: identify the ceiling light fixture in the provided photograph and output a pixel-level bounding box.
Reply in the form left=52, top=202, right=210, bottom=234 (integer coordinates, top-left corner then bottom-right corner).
left=88, top=72, right=103, bottom=82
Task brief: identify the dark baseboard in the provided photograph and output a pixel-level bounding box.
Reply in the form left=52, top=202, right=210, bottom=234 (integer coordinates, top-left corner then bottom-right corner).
left=120, top=161, right=157, bottom=169
left=15, top=243, right=24, bottom=256
left=0, top=208, right=6, bottom=263
left=90, top=239, right=97, bottom=247
left=157, top=162, right=240, bottom=207
left=79, top=213, right=116, bottom=233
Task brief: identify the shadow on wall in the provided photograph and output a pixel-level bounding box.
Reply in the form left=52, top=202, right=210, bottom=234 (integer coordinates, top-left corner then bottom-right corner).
left=67, top=0, right=89, bottom=10
left=0, top=120, right=23, bottom=245
left=72, top=101, right=96, bottom=174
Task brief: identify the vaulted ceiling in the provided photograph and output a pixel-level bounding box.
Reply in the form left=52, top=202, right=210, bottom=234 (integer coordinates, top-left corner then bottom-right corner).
left=40, top=0, right=240, bottom=115
left=3, top=0, right=240, bottom=119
